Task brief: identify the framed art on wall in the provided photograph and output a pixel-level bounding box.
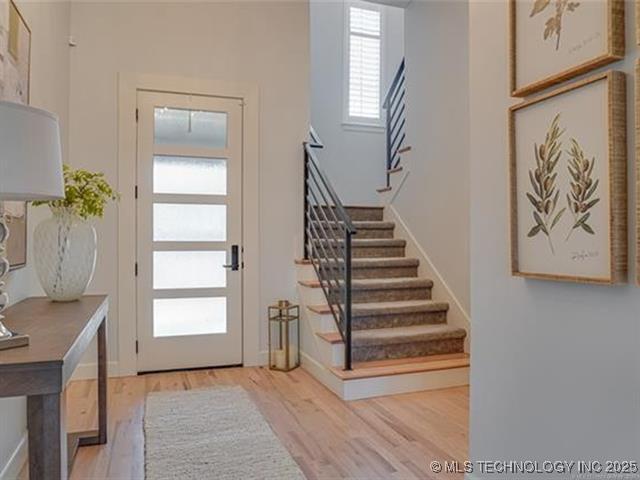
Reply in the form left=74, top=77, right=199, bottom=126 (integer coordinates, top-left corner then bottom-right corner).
left=0, top=0, right=30, bottom=270
left=509, top=0, right=624, bottom=97
left=636, top=61, right=640, bottom=285
left=509, top=71, right=627, bottom=284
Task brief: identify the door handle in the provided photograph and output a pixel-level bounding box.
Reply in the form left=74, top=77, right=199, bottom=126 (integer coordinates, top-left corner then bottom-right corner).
left=223, top=245, right=240, bottom=271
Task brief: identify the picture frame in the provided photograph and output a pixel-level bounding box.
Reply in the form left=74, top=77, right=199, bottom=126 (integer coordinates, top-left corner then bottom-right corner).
left=509, top=0, right=624, bottom=97
left=509, top=71, right=627, bottom=284
left=0, top=0, right=30, bottom=270
left=636, top=61, right=640, bottom=285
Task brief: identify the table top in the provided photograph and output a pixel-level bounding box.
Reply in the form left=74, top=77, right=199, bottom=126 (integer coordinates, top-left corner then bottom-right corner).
left=0, top=295, right=108, bottom=370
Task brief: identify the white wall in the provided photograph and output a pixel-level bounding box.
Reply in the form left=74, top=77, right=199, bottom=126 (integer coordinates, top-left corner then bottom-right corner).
left=0, top=1, right=70, bottom=474
left=469, top=0, right=640, bottom=476
left=67, top=2, right=309, bottom=369
left=389, top=0, right=470, bottom=313
left=310, top=0, right=404, bottom=205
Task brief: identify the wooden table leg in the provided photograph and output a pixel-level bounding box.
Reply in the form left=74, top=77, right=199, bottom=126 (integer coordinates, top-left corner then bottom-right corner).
left=27, top=392, right=68, bottom=480
left=78, top=315, right=108, bottom=446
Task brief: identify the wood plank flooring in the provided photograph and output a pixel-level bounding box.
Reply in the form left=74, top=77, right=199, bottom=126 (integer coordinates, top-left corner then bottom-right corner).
left=21, top=366, right=468, bottom=479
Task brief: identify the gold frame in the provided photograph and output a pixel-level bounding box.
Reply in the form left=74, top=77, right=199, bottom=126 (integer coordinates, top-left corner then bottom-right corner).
left=509, top=0, right=624, bottom=98
left=509, top=71, right=627, bottom=284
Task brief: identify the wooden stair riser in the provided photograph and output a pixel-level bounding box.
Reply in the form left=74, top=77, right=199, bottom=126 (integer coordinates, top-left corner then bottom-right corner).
left=312, top=206, right=384, bottom=222
left=353, top=337, right=465, bottom=362
left=352, top=310, right=447, bottom=330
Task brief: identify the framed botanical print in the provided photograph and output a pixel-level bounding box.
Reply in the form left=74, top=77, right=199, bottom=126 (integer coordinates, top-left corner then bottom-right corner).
left=636, top=61, right=640, bottom=285
left=0, top=0, right=30, bottom=270
left=510, top=0, right=624, bottom=97
left=509, top=71, right=627, bottom=284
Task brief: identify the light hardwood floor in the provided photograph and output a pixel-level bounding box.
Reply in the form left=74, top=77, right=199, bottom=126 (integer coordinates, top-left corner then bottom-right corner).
left=21, top=366, right=468, bottom=479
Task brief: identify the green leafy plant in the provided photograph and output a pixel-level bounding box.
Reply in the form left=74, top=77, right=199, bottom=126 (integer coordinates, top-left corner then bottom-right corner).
left=565, top=138, right=599, bottom=241
left=530, top=0, right=581, bottom=51
left=526, top=113, right=566, bottom=255
left=33, top=164, right=119, bottom=219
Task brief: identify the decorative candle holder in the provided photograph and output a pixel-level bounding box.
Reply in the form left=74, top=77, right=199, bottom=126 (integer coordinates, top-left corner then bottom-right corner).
left=268, top=300, right=300, bottom=372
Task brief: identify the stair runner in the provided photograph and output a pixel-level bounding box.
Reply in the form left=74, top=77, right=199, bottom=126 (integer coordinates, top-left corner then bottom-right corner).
left=303, top=206, right=467, bottom=365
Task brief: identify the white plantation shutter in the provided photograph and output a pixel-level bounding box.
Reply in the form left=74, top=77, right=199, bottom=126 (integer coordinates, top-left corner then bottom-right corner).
left=348, top=6, right=381, bottom=120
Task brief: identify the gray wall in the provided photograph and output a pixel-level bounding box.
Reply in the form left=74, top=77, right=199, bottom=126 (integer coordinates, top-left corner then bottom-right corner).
left=390, top=0, right=470, bottom=313
left=310, top=0, right=404, bottom=205
left=469, top=0, right=640, bottom=476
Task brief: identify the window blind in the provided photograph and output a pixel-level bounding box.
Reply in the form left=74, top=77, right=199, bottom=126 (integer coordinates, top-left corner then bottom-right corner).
left=348, top=6, right=381, bottom=120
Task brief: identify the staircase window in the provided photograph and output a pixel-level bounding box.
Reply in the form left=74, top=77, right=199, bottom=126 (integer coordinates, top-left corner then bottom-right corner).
left=345, top=3, right=382, bottom=126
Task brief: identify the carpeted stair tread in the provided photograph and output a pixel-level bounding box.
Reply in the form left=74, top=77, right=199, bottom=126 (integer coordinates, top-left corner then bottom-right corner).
left=312, top=220, right=395, bottom=230
left=308, top=300, right=447, bottom=316
left=352, top=324, right=466, bottom=347
left=318, top=257, right=419, bottom=267
left=315, top=324, right=466, bottom=347
left=299, top=277, right=433, bottom=290
left=313, top=238, right=406, bottom=247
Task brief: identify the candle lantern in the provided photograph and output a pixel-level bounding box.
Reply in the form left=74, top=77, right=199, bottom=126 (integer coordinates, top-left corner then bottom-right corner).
left=268, top=300, right=300, bottom=371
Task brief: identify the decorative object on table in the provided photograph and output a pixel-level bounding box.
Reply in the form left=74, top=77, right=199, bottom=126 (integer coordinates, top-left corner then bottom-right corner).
left=509, top=71, right=626, bottom=284
left=509, top=0, right=624, bottom=97
left=268, top=300, right=300, bottom=372
left=0, top=101, right=64, bottom=349
left=33, top=165, right=119, bottom=302
left=0, top=0, right=30, bottom=268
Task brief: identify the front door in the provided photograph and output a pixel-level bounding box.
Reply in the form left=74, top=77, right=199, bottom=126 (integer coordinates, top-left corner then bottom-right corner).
left=136, top=91, right=243, bottom=372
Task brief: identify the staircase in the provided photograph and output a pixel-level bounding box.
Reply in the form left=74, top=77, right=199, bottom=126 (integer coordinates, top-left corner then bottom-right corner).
left=297, top=204, right=469, bottom=400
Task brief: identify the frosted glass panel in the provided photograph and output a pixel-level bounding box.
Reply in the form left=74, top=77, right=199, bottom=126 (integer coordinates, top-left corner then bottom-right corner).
left=154, top=251, right=226, bottom=289
left=154, top=156, right=227, bottom=195
left=154, top=108, right=227, bottom=149
left=154, top=204, right=226, bottom=242
left=154, top=297, right=226, bottom=337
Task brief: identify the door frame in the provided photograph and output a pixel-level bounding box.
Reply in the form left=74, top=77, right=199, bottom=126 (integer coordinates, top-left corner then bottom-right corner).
left=117, top=73, right=260, bottom=376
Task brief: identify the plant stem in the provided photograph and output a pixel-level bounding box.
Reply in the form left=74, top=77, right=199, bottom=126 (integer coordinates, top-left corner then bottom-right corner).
left=547, top=235, right=556, bottom=255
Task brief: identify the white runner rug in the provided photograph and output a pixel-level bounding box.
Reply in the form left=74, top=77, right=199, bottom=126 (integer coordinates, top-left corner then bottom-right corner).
left=144, top=386, right=306, bottom=480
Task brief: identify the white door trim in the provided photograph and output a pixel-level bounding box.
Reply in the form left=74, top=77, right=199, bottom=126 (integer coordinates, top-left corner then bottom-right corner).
left=117, top=73, right=261, bottom=376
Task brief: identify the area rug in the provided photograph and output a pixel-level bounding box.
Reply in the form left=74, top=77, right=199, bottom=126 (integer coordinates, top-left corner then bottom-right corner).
left=144, top=386, right=306, bottom=480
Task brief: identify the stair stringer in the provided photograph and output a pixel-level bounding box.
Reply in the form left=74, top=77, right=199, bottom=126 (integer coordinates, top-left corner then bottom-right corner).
left=295, top=261, right=469, bottom=400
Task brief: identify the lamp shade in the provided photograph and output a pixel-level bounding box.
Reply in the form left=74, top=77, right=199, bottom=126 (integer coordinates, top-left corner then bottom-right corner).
left=0, top=101, right=64, bottom=201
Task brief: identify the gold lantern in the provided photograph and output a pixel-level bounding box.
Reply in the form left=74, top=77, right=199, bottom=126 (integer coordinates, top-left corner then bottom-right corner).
left=268, top=300, right=300, bottom=372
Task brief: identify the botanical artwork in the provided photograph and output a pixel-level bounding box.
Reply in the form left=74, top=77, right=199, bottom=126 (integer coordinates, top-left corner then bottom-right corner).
left=529, top=0, right=581, bottom=51
left=510, top=72, right=626, bottom=284
left=510, top=0, right=623, bottom=97
left=0, top=0, right=29, bottom=270
left=526, top=114, right=566, bottom=254
left=526, top=114, right=601, bottom=255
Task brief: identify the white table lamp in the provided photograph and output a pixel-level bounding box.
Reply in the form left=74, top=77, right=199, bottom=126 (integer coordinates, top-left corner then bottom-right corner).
left=0, top=101, right=64, bottom=348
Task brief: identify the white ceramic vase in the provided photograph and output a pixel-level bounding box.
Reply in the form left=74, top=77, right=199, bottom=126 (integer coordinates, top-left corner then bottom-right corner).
left=34, top=209, right=97, bottom=302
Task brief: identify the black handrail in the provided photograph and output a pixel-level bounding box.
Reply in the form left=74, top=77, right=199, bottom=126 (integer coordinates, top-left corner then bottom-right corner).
left=383, top=58, right=406, bottom=187
left=303, top=127, right=355, bottom=370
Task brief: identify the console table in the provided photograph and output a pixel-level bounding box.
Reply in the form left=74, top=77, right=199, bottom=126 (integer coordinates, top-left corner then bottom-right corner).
left=0, top=295, right=109, bottom=480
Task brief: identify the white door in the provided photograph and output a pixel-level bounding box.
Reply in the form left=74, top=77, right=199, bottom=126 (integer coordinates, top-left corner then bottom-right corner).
left=136, top=91, right=243, bottom=372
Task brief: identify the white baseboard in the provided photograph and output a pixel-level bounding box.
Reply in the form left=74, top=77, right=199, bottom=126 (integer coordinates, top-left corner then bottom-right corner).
left=384, top=205, right=471, bottom=352
left=300, top=351, right=344, bottom=398
left=0, top=432, right=27, bottom=480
